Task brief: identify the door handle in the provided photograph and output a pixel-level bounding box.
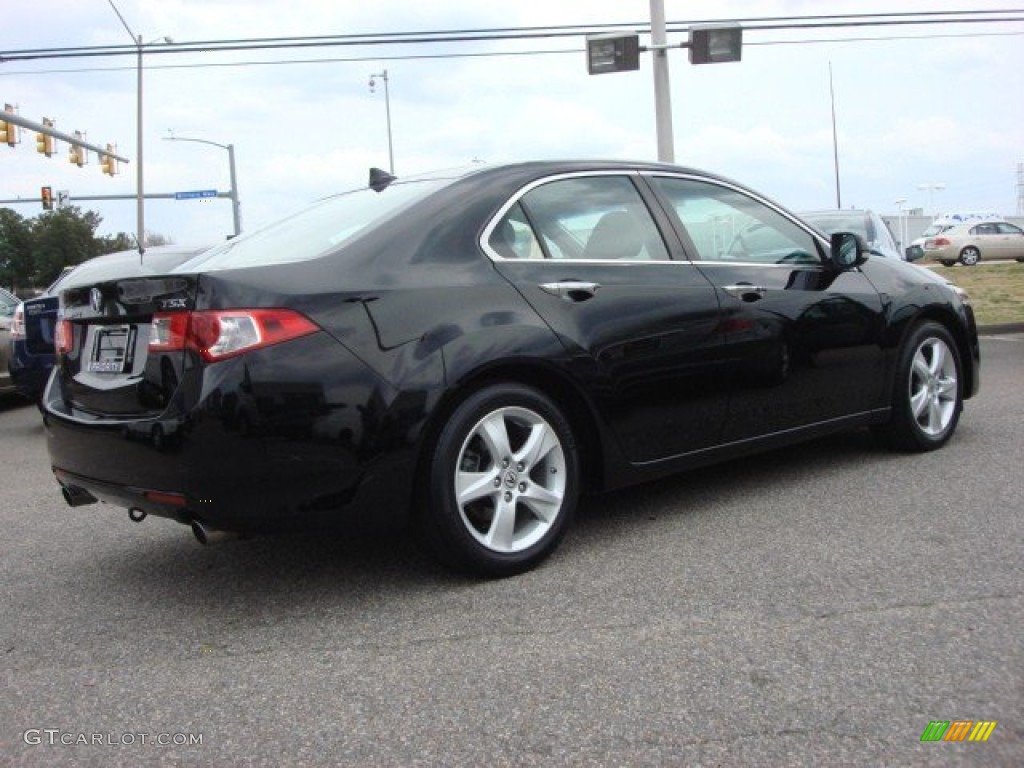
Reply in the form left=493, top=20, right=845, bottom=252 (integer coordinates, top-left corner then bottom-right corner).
left=538, top=281, right=601, bottom=302
left=721, top=284, right=767, bottom=302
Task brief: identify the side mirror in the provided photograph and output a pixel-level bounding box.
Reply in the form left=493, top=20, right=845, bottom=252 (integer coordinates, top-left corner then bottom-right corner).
left=830, top=231, right=868, bottom=269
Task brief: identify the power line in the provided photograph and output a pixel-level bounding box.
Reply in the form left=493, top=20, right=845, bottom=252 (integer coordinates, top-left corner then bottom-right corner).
left=1, top=30, right=1022, bottom=78
left=1, top=10, right=1022, bottom=62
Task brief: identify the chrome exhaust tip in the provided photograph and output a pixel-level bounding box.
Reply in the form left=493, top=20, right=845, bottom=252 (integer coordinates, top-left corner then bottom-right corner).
left=61, top=485, right=98, bottom=507
left=191, top=520, right=236, bottom=545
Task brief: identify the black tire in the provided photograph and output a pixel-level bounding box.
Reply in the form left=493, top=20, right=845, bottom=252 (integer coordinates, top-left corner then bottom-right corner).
left=873, top=321, right=963, bottom=452
left=939, top=260, right=956, bottom=268
left=959, top=246, right=980, bottom=266
left=419, top=383, right=579, bottom=577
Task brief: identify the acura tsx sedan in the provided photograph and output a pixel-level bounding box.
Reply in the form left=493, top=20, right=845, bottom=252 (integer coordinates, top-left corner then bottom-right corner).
left=43, top=161, right=980, bottom=576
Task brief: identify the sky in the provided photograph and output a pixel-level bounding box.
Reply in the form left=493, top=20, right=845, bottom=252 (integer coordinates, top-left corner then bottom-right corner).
left=1, top=1, right=1022, bottom=246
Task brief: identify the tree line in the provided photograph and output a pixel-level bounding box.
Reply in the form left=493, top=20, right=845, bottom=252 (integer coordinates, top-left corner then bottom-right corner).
left=0, top=206, right=169, bottom=296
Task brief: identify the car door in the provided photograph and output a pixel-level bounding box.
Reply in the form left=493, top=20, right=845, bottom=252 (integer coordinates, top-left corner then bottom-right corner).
left=484, top=172, right=729, bottom=464
left=646, top=174, right=887, bottom=442
left=995, top=222, right=1024, bottom=259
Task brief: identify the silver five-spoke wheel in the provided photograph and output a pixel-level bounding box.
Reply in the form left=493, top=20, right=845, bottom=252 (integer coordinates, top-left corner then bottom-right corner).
left=423, top=383, right=578, bottom=576
left=874, top=321, right=964, bottom=452
left=908, top=336, right=959, bottom=437
left=455, top=406, right=567, bottom=553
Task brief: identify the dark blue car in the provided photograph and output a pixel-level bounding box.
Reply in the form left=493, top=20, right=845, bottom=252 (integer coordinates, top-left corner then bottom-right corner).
left=8, top=246, right=207, bottom=400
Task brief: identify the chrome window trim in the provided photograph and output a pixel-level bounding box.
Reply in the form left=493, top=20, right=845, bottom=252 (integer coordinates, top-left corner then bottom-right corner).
left=480, top=168, right=832, bottom=265
left=480, top=170, right=674, bottom=264
left=640, top=170, right=832, bottom=255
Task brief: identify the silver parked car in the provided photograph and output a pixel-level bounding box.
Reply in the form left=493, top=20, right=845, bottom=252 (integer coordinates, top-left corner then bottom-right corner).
left=1, top=286, right=22, bottom=396
left=922, top=220, right=1024, bottom=266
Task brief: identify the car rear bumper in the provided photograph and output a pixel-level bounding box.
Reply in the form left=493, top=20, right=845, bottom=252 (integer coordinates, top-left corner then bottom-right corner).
left=43, top=335, right=425, bottom=534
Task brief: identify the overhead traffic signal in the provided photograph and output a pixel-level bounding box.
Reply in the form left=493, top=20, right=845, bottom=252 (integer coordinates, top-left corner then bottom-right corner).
left=100, top=144, right=118, bottom=176
left=35, top=118, right=55, bottom=156
left=41, top=186, right=53, bottom=210
left=1, top=105, right=17, bottom=147
left=68, top=131, right=86, bottom=167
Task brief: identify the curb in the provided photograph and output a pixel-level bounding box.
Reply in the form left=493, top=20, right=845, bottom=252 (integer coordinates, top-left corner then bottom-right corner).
left=978, top=322, right=1024, bottom=335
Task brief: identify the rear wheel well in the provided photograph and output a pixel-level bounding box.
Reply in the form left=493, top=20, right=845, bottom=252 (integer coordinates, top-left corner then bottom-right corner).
left=414, top=363, right=605, bottom=507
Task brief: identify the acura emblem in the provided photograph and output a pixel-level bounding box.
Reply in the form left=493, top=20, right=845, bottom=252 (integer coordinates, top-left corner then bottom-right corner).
left=89, top=287, right=103, bottom=313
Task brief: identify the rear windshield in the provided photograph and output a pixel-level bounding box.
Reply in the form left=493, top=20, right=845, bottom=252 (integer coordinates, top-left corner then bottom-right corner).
left=174, top=178, right=451, bottom=272
left=921, top=223, right=954, bottom=237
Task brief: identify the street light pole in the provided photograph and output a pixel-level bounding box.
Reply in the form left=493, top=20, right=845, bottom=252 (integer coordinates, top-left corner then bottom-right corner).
left=649, top=0, right=675, bottom=163
left=136, top=34, right=144, bottom=253
left=918, top=182, right=946, bottom=218
left=369, top=70, right=394, bottom=174
left=163, top=135, right=242, bottom=237
left=894, top=198, right=908, bottom=248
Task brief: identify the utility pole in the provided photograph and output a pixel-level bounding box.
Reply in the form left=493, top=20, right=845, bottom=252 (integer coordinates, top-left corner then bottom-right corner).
left=650, top=0, right=674, bottom=163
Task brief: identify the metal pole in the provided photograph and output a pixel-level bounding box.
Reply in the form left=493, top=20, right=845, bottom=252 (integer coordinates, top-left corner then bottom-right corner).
left=370, top=70, right=394, bottom=174
left=227, top=143, right=241, bottom=237
left=162, top=135, right=242, bottom=237
left=383, top=72, right=394, bottom=175
left=829, top=62, right=841, bottom=209
left=650, top=0, right=674, bottom=163
left=136, top=34, right=145, bottom=253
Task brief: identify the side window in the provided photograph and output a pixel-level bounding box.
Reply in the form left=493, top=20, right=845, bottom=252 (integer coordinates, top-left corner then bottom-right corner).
left=517, top=176, right=669, bottom=261
left=973, top=223, right=997, bottom=236
left=652, top=176, right=821, bottom=264
left=997, top=223, right=1023, bottom=236
left=487, top=203, right=544, bottom=259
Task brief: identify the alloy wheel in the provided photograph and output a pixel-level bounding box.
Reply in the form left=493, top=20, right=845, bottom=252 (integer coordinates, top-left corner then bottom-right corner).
left=908, top=336, right=959, bottom=438
left=453, top=405, right=567, bottom=554
left=959, top=247, right=980, bottom=266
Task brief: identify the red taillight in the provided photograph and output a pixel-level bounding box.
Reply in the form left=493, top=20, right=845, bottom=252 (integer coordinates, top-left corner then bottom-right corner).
left=933, top=237, right=951, bottom=247
left=55, top=319, right=73, bottom=355
left=148, top=309, right=319, bottom=362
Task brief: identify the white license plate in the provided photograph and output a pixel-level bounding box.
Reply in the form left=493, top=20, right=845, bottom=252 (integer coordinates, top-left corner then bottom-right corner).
left=85, top=325, right=136, bottom=374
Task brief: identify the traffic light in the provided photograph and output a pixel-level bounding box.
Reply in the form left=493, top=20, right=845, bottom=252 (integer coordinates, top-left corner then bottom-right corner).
left=68, top=131, right=86, bottom=167
left=41, top=186, right=53, bottom=210
left=100, top=144, right=118, bottom=176
left=1, top=104, right=17, bottom=147
left=35, top=117, right=55, bottom=156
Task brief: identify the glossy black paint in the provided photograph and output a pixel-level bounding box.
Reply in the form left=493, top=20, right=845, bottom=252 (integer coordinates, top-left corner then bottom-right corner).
left=9, top=247, right=205, bottom=400
left=43, top=161, right=980, bottom=536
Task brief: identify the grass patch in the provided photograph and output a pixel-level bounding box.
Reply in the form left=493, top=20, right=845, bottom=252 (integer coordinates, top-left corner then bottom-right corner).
left=922, top=261, right=1024, bottom=326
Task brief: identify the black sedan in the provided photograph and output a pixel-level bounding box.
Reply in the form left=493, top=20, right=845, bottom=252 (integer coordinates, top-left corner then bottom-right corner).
left=9, top=246, right=206, bottom=400
left=43, top=161, right=980, bottom=576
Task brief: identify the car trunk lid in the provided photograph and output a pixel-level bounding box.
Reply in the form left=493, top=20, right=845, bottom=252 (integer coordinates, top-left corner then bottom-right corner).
left=52, top=274, right=199, bottom=419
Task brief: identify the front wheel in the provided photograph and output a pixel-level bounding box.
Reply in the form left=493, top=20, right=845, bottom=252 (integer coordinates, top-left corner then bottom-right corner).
left=873, top=322, right=963, bottom=452
left=420, top=383, right=579, bottom=577
left=959, top=246, right=981, bottom=266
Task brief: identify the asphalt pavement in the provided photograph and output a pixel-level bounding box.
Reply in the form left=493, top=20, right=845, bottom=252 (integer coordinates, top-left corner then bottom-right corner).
left=1, top=336, right=1021, bottom=766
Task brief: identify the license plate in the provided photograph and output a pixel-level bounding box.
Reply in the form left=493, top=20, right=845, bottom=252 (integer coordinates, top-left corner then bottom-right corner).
left=85, top=325, right=136, bottom=374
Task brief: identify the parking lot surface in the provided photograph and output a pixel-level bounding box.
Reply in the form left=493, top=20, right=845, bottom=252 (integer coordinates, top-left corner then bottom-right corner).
left=1, top=336, right=1022, bottom=766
